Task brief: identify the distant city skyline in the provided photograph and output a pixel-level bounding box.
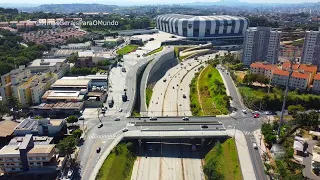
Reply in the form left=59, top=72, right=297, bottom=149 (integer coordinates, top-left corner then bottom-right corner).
left=0, top=0, right=319, bottom=6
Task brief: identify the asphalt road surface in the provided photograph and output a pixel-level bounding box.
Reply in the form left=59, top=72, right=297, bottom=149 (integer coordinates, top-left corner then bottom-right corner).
left=131, top=143, right=204, bottom=180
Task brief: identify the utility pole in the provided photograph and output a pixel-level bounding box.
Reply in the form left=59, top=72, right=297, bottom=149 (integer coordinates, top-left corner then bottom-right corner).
left=277, top=57, right=295, bottom=137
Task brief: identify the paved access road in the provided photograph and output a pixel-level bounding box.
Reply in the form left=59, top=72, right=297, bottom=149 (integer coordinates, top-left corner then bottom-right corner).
left=131, top=143, right=204, bottom=180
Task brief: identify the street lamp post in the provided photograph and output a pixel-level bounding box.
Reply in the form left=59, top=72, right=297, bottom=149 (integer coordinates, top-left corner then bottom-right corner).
left=277, top=58, right=295, bottom=137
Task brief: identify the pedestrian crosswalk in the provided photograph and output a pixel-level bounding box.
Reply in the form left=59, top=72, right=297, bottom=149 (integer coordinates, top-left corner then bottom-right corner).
left=243, top=131, right=253, bottom=136
left=87, top=134, right=119, bottom=140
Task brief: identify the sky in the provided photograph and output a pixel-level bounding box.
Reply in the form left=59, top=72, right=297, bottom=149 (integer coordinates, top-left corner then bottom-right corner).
left=0, top=0, right=319, bottom=5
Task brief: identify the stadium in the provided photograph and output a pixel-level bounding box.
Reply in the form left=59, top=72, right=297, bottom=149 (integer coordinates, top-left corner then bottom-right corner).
left=156, top=14, right=249, bottom=40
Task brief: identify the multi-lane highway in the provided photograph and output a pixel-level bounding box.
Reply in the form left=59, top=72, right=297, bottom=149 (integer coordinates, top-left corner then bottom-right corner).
left=131, top=143, right=204, bottom=180
left=78, top=49, right=268, bottom=180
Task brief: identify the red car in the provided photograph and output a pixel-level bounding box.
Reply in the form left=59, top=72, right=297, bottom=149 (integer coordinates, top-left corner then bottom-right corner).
left=253, top=113, right=260, bottom=118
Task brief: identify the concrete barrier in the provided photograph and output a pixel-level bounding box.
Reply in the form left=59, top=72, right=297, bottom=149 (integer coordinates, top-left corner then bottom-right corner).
left=140, top=47, right=176, bottom=115
left=125, top=56, right=153, bottom=117
left=89, top=134, right=124, bottom=180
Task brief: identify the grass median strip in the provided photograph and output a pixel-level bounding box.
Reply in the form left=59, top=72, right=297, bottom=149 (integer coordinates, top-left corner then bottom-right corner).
left=189, top=70, right=203, bottom=116
left=146, top=86, right=153, bottom=107
left=116, top=44, right=139, bottom=55
left=96, top=142, right=137, bottom=180
left=198, top=65, right=229, bottom=115
left=204, top=138, right=242, bottom=180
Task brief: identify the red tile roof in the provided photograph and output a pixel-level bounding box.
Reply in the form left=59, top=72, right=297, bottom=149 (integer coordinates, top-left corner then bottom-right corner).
left=273, top=68, right=289, bottom=76
left=314, top=74, right=320, bottom=81
left=282, top=61, right=317, bottom=74
left=250, top=62, right=277, bottom=70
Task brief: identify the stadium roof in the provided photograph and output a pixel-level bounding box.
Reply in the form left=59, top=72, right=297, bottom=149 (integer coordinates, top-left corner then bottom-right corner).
left=157, top=14, right=246, bottom=20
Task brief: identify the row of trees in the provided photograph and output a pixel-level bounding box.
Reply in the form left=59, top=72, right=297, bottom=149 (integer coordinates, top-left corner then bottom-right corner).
left=70, top=67, right=99, bottom=75
left=56, top=115, right=83, bottom=157
left=240, top=86, right=320, bottom=111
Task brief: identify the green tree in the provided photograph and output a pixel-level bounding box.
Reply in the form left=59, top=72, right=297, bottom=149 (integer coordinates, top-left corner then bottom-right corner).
left=34, top=115, right=43, bottom=120
left=56, top=136, right=77, bottom=156
left=66, top=115, right=78, bottom=124
left=72, top=129, right=83, bottom=139
left=0, top=102, right=9, bottom=119
left=7, top=96, right=20, bottom=110
left=288, top=105, right=305, bottom=115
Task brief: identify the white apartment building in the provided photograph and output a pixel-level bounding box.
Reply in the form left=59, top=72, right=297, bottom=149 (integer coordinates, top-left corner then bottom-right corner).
left=312, top=74, right=320, bottom=92
left=250, top=62, right=277, bottom=79
left=242, top=27, right=281, bottom=66
left=301, top=29, right=320, bottom=67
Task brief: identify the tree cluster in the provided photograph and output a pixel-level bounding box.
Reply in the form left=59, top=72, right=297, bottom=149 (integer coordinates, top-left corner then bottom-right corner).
left=0, top=30, right=46, bottom=75
left=243, top=74, right=269, bottom=85
left=247, top=16, right=279, bottom=28
left=70, top=67, right=98, bottom=75
left=240, top=87, right=320, bottom=111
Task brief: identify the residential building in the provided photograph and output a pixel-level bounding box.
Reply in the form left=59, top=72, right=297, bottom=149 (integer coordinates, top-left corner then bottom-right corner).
left=312, top=73, right=320, bottom=92
left=301, top=29, right=320, bottom=67
left=0, top=22, right=9, bottom=27
left=250, top=62, right=277, bottom=79
left=250, top=61, right=318, bottom=90
left=271, top=62, right=317, bottom=90
left=13, top=118, right=66, bottom=136
left=0, top=64, right=69, bottom=107
left=0, top=134, right=56, bottom=174
left=242, top=27, right=281, bottom=66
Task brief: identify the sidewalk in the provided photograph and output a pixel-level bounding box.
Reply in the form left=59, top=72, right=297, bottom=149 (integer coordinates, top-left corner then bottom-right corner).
left=226, top=129, right=256, bottom=180
left=253, top=129, right=268, bottom=159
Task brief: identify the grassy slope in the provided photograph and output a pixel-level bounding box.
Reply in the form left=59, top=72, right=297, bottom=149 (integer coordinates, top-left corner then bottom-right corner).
left=198, top=65, right=229, bottom=115
left=146, top=87, right=153, bottom=107
left=146, top=46, right=163, bottom=56
left=96, top=143, right=136, bottom=180
left=189, top=73, right=203, bottom=116
left=116, top=44, right=139, bottom=55
left=204, top=138, right=242, bottom=180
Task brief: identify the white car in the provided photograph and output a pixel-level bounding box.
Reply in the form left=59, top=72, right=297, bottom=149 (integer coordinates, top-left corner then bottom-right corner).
left=253, top=142, right=258, bottom=149
left=114, top=117, right=120, bottom=121
left=183, top=117, right=189, bottom=121
left=122, top=128, right=128, bottom=132
left=149, top=117, right=157, bottom=120
left=118, top=108, right=123, bottom=112
left=242, top=109, right=247, bottom=114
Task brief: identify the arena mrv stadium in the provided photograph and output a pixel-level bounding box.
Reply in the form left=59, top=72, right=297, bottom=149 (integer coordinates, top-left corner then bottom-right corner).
left=156, top=14, right=249, bottom=45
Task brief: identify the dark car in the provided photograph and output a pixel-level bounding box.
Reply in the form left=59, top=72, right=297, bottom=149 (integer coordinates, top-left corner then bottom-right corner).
left=201, top=125, right=208, bottom=129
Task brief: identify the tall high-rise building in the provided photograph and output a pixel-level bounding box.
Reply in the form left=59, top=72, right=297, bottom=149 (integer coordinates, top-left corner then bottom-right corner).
left=301, top=29, right=320, bottom=67
left=242, top=27, right=281, bottom=66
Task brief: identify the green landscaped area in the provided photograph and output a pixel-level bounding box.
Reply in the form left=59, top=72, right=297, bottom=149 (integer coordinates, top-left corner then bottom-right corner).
left=116, top=44, right=139, bottom=55
left=192, top=65, right=229, bottom=115
left=189, top=72, right=203, bottom=116
left=203, top=138, right=242, bottom=180
left=96, top=142, right=136, bottom=180
left=145, top=46, right=163, bottom=56
left=146, top=86, right=153, bottom=107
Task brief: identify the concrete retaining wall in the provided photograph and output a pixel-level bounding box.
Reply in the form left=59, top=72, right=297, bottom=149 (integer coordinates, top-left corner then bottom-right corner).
left=125, top=56, right=153, bottom=117
left=140, top=48, right=176, bottom=115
